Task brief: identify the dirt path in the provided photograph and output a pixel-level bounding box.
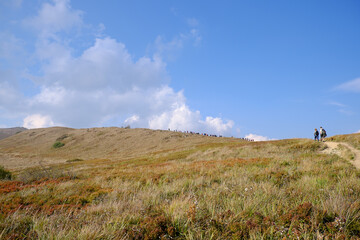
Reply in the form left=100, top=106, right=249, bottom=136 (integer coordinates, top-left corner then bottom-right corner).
left=322, top=141, right=360, bottom=169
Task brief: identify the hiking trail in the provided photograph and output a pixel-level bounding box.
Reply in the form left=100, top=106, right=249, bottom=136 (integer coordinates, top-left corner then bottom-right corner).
left=322, top=141, right=360, bottom=169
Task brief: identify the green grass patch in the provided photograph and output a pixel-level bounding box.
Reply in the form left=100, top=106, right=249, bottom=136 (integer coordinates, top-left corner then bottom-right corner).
left=56, top=134, right=69, bottom=141
left=0, top=165, right=12, bottom=180
left=17, top=165, right=77, bottom=183
left=52, top=141, right=65, bottom=148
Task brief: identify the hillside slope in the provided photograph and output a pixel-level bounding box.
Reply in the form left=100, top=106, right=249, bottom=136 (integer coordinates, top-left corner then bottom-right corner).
left=0, top=127, right=243, bottom=170
left=0, top=127, right=27, bottom=140
left=327, top=133, right=360, bottom=150
left=2, top=130, right=360, bottom=239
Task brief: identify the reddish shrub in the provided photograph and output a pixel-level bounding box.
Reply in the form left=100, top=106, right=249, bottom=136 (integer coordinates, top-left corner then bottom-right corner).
left=279, top=202, right=313, bottom=228
left=122, top=213, right=179, bottom=240
left=187, top=204, right=197, bottom=222
left=0, top=177, right=71, bottom=195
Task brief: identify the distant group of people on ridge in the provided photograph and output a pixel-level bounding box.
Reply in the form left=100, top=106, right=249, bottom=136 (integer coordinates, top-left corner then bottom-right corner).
left=168, top=129, right=255, bottom=141
left=314, top=127, right=327, bottom=142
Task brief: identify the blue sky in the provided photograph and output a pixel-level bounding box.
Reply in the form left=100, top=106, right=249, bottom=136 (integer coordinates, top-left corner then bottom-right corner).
left=0, top=0, right=359, bottom=140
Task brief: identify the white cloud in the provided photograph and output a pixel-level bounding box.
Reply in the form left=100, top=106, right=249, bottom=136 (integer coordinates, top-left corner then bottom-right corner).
left=152, top=25, right=202, bottom=60
left=1, top=0, right=235, bottom=137
left=245, top=133, right=276, bottom=142
left=202, top=117, right=234, bottom=135
left=23, top=114, right=55, bottom=129
left=24, top=0, right=83, bottom=34
left=327, top=101, right=354, bottom=116
left=336, top=78, right=360, bottom=93
left=149, top=104, right=234, bottom=135
left=0, top=81, right=21, bottom=109
left=149, top=104, right=199, bottom=131
left=39, top=37, right=168, bottom=91
left=0, top=33, right=25, bottom=62
left=153, top=35, right=184, bottom=61
left=190, top=29, right=202, bottom=46
left=95, top=23, right=106, bottom=37
left=124, top=115, right=139, bottom=125
left=337, top=109, right=354, bottom=116
left=30, top=86, right=67, bottom=105
left=328, top=101, right=347, bottom=108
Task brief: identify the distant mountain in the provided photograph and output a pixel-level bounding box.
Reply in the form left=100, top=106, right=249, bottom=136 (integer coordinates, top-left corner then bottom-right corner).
left=0, top=127, right=27, bottom=140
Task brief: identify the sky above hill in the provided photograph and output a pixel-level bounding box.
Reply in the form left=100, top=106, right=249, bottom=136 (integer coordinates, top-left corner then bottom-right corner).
left=0, top=0, right=359, bottom=140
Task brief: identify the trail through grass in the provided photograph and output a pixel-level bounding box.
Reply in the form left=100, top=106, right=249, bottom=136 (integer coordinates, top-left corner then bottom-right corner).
left=323, top=141, right=360, bottom=169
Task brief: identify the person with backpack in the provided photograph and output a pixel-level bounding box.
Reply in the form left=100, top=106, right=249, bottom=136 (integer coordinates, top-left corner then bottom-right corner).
left=314, top=128, right=319, bottom=141
left=320, top=127, right=327, bottom=141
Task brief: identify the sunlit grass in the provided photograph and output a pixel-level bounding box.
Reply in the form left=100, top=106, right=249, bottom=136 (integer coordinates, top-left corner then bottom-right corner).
left=1, top=138, right=360, bottom=239
left=328, top=133, right=360, bottom=150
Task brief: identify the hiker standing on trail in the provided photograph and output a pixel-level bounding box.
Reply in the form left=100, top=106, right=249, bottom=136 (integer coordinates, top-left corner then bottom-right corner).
left=314, top=128, right=319, bottom=141
left=320, top=127, right=327, bottom=141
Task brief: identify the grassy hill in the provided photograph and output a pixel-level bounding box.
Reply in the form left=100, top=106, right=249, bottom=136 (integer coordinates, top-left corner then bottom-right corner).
left=0, top=127, right=27, bottom=141
left=0, top=127, right=243, bottom=170
left=1, top=128, right=360, bottom=239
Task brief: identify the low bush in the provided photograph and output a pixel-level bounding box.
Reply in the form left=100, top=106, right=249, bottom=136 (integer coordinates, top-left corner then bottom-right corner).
left=0, top=215, right=37, bottom=239
left=0, top=165, right=12, bottom=180
left=56, top=134, right=69, bottom=141
left=17, top=164, right=76, bottom=183
left=66, top=158, right=84, bottom=163
left=53, top=141, right=65, bottom=148
left=122, top=212, right=180, bottom=239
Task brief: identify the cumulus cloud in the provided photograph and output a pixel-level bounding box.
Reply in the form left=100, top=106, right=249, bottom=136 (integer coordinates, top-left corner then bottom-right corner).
left=0, top=33, right=26, bottom=63
left=0, top=81, right=23, bottom=111
left=0, top=0, right=235, bottom=137
left=34, top=37, right=169, bottom=92
left=30, top=86, right=67, bottom=105
left=149, top=104, right=199, bottom=131
left=202, top=117, right=234, bottom=135
left=336, top=78, right=360, bottom=93
left=0, top=33, right=29, bottom=106
left=245, top=133, right=276, bottom=142
left=24, top=0, right=83, bottom=34
left=149, top=104, right=233, bottom=135
left=23, top=114, right=55, bottom=129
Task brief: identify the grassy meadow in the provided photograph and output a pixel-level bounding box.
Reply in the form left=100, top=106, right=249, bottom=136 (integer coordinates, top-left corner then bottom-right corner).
left=1, top=132, right=360, bottom=239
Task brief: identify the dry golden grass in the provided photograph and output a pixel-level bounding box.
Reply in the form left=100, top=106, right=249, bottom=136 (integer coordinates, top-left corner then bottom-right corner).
left=0, top=127, right=241, bottom=170
left=327, top=133, right=360, bottom=150
left=1, top=128, right=360, bottom=239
